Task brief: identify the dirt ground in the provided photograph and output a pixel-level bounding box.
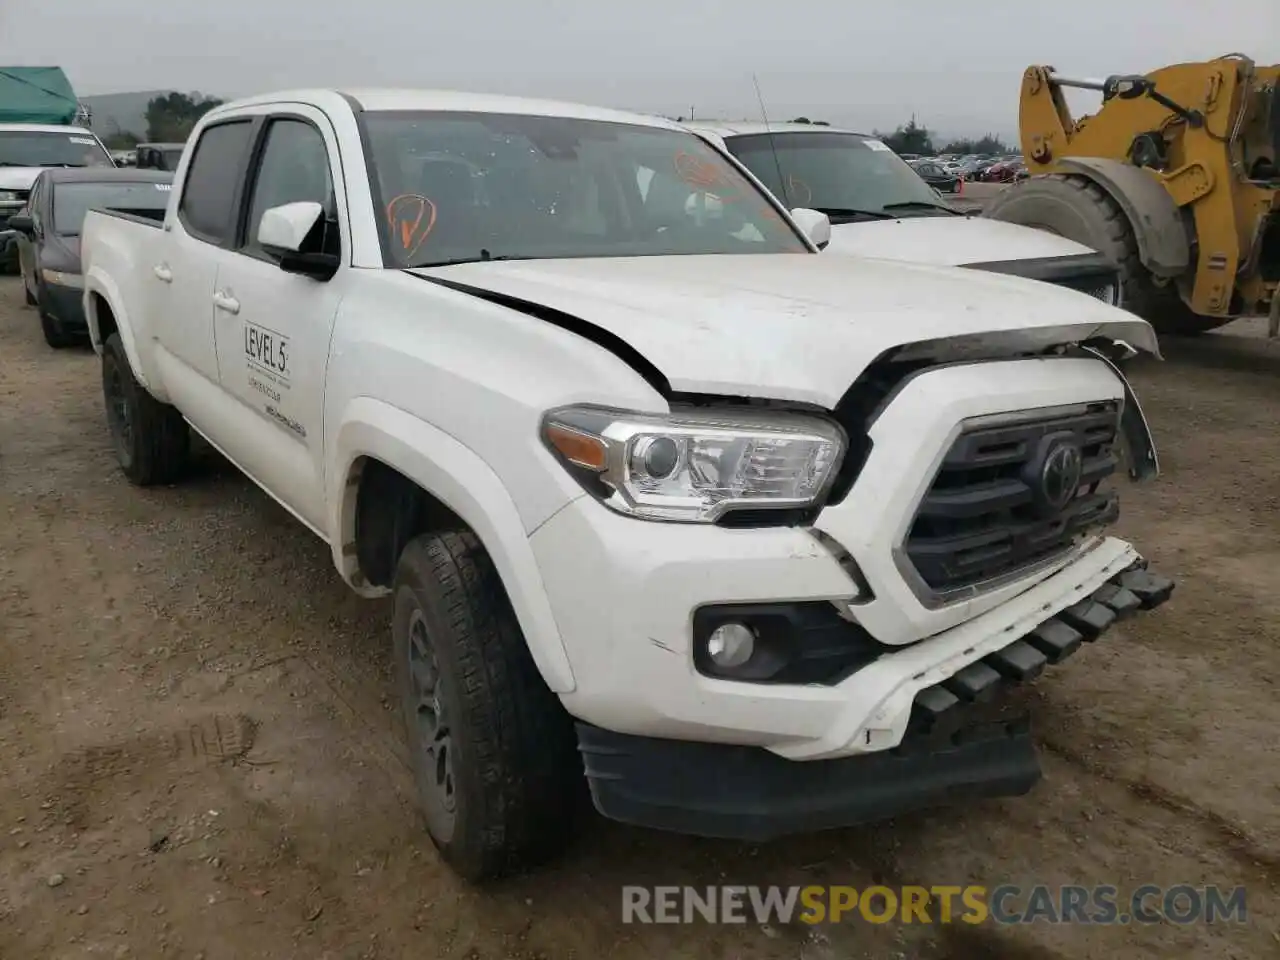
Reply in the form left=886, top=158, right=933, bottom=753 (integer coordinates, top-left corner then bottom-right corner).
left=1, top=275, right=1278, bottom=960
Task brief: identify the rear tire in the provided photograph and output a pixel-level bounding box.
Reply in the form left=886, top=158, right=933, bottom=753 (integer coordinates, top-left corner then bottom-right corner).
left=392, top=531, right=580, bottom=881
left=983, top=173, right=1232, bottom=336
left=101, top=332, right=190, bottom=485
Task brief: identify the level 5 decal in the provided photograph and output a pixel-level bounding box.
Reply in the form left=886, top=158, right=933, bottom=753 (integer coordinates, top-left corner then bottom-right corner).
left=244, top=321, right=290, bottom=383
left=243, top=320, right=303, bottom=437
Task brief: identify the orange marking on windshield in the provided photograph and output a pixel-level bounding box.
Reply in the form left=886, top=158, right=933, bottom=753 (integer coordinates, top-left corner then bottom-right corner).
left=386, top=193, right=437, bottom=260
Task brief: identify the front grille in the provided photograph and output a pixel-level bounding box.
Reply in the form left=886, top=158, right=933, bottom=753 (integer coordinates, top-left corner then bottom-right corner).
left=904, top=402, right=1121, bottom=596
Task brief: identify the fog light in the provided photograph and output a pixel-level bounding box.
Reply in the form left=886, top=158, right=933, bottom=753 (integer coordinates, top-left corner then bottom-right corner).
left=706, top=622, right=756, bottom=668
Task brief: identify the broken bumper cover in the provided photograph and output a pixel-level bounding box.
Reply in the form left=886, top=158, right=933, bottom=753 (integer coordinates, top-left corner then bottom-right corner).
left=579, top=562, right=1174, bottom=842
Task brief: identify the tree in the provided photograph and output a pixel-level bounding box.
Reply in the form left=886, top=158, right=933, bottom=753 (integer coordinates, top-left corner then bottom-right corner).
left=145, top=92, right=224, bottom=142
left=940, top=134, right=1013, bottom=155
left=874, top=118, right=935, bottom=156
left=104, top=131, right=141, bottom=150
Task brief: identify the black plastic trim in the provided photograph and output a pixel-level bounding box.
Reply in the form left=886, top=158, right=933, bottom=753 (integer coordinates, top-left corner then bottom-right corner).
left=691, top=602, right=885, bottom=685
left=960, top=252, right=1120, bottom=285
left=578, top=718, right=1039, bottom=842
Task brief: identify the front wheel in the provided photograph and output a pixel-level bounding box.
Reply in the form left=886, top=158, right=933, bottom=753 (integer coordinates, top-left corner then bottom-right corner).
left=37, top=286, right=76, bottom=348
left=392, top=531, right=580, bottom=881
left=101, top=332, right=190, bottom=485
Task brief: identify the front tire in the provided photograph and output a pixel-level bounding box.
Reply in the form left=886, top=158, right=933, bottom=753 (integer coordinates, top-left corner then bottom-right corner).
left=983, top=173, right=1232, bottom=336
left=37, top=287, right=76, bottom=349
left=392, top=531, right=579, bottom=881
left=101, top=332, right=190, bottom=485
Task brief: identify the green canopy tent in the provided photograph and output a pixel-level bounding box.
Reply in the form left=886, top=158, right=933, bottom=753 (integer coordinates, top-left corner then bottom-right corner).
left=0, top=67, right=81, bottom=125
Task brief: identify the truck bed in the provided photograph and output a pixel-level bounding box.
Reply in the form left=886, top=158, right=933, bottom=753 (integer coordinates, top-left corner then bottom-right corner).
left=90, top=206, right=165, bottom=228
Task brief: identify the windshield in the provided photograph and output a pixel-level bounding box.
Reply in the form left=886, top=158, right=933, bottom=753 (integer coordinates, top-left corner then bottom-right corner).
left=360, top=111, right=808, bottom=268
left=724, top=132, right=948, bottom=220
left=0, top=131, right=112, bottom=169
left=53, top=180, right=172, bottom=235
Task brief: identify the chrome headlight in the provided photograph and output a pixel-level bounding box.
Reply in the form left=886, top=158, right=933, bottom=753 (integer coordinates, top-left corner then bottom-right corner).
left=542, top=405, right=846, bottom=523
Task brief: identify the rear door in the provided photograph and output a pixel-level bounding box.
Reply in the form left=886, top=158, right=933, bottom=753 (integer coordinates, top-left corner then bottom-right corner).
left=152, top=119, right=256, bottom=430
left=207, top=107, right=348, bottom=531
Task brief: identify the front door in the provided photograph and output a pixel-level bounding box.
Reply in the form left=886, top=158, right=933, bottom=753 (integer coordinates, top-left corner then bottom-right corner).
left=210, top=109, right=348, bottom=532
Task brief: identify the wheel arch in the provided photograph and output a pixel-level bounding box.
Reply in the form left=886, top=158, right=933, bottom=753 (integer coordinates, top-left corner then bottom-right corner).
left=1053, top=157, right=1191, bottom=278
left=330, top=398, right=577, bottom=693
left=84, top=274, right=151, bottom=389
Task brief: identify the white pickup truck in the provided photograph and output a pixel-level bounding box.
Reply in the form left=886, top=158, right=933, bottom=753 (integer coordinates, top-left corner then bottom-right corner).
left=81, top=88, right=1174, bottom=881
left=684, top=122, right=1122, bottom=305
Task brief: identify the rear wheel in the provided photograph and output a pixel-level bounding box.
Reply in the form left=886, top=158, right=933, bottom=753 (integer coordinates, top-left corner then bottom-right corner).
left=101, top=332, right=190, bottom=485
left=983, top=173, right=1231, bottom=336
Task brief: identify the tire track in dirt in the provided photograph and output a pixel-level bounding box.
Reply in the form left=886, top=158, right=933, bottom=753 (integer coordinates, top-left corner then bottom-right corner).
left=1041, top=738, right=1280, bottom=883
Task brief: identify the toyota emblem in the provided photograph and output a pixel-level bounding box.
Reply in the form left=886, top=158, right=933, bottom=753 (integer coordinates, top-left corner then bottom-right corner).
left=1040, top=441, right=1083, bottom=511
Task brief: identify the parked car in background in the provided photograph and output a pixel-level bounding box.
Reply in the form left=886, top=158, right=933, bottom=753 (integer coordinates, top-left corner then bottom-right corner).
left=0, top=124, right=115, bottom=273
left=985, top=159, right=1028, bottom=183
left=909, top=159, right=961, bottom=193
left=135, top=142, right=186, bottom=171
left=9, top=167, right=172, bottom=346
left=685, top=122, right=1120, bottom=299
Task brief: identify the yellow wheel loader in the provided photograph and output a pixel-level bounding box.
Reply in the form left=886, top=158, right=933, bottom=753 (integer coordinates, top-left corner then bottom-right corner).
left=985, top=55, right=1280, bottom=336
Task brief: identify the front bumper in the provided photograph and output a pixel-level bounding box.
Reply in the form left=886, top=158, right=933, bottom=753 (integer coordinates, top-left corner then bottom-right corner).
left=39, top=279, right=87, bottom=328
left=579, top=562, right=1173, bottom=841
left=535, top=357, right=1138, bottom=759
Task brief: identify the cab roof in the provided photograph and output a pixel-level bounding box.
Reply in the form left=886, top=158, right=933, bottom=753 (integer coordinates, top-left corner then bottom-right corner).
left=205, top=88, right=689, bottom=133
left=681, top=120, right=873, bottom=139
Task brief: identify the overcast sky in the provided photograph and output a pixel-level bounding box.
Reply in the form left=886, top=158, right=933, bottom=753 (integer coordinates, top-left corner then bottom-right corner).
left=5, top=1, right=1279, bottom=138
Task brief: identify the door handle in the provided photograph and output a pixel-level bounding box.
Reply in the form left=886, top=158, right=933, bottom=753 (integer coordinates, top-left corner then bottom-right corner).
left=153, top=264, right=172, bottom=282
left=212, top=291, right=240, bottom=315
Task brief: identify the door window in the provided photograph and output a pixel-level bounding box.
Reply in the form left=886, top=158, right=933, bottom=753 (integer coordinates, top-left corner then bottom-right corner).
left=241, top=118, right=338, bottom=259
left=178, top=120, right=254, bottom=244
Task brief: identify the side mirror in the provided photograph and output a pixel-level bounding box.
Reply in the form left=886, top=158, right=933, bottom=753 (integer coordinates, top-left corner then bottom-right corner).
left=258, top=201, right=322, bottom=252
left=257, top=201, right=339, bottom=281
left=789, top=207, right=831, bottom=250
left=7, top=213, right=33, bottom=235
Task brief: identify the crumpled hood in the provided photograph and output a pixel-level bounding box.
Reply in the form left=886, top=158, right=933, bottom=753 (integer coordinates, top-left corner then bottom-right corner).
left=823, top=215, right=1095, bottom=265
left=414, top=253, right=1156, bottom=408
left=0, top=168, right=45, bottom=192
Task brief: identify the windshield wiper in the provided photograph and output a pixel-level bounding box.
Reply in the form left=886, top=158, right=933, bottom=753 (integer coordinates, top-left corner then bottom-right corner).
left=880, top=200, right=960, bottom=216
left=413, top=251, right=517, bottom=269
left=811, top=206, right=893, bottom=222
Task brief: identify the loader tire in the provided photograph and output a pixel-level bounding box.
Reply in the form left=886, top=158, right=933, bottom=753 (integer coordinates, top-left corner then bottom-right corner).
left=392, top=531, right=580, bottom=881
left=983, top=174, right=1232, bottom=336
left=101, top=332, right=190, bottom=485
